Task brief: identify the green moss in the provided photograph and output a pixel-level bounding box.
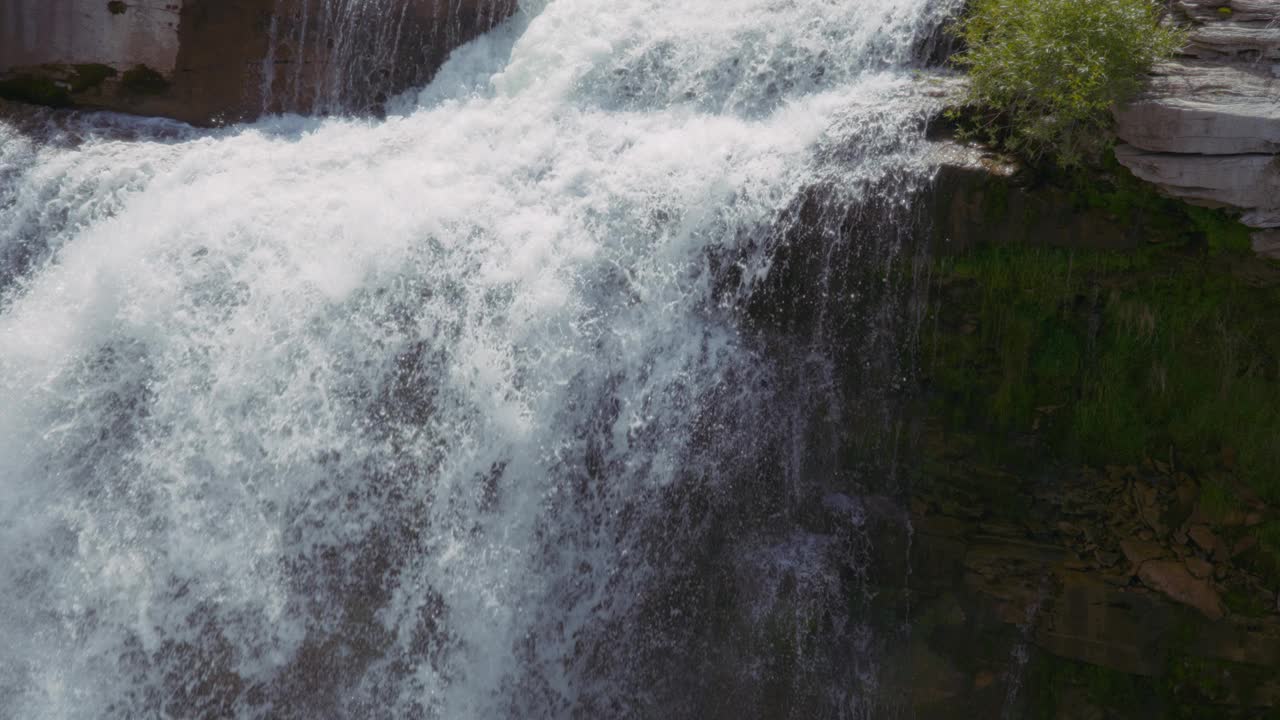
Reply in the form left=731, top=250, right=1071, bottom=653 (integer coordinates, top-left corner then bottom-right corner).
left=1025, top=653, right=1160, bottom=719
left=925, top=240, right=1280, bottom=504
left=119, top=64, right=168, bottom=96
left=0, top=74, right=71, bottom=106
left=1164, top=651, right=1280, bottom=718
left=1059, top=157, right=1257, bottom=256
left=69, top=63, right=117, bottom=93
left=1186, top=205, right=1255, bottom=255
left=1223, top=587, right=1272, bottom=618
left=1199, top=475, right=1243, bottom=521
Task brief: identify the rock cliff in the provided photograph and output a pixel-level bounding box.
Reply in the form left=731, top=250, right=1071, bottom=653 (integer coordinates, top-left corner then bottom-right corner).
left=0, top=0, right=516, bottom=125
left=1113, top=0, right=1280, bottom=258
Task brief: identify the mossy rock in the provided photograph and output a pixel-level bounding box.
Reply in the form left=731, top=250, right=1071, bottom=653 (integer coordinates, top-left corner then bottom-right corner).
left=119, top=65, right=169, bottom=96
left=69, top=64, right=117, bottom=94
left=0, top=74, right=71, bottom=107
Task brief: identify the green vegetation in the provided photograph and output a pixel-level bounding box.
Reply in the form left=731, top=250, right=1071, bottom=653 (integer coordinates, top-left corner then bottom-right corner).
left=927, top=241, right=1280, bottom=505
left=924, top=225, right=1280, bottom=587
left=950, top=0, right=1183, bottom=167
left=0, top=65, right=116, bottom=108
left=69, top=63, right=117, bottom=94
left=119, top=64, right=169, bottom=96
left=1026, top=656, right=1153, bottom=719
left=1027, top=648, right=1280, bottom=719
left=0, top=74, right=71, bottom=107
left=1055, top=154, right=1254, bottom=254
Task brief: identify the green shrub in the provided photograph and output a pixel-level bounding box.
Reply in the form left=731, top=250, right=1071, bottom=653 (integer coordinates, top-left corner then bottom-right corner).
left=952, top=0, right=1183, bottom=167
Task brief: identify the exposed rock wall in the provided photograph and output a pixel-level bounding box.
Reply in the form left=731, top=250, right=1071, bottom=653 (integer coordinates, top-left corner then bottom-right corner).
left=0, top=0, right=182, bottom=73
left=0, top=0, right=516, bottom=125
left=1113, top=0, right=1280, bottom=258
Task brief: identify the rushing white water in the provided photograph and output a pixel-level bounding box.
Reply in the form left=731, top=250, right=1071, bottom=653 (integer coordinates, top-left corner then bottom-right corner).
left=0, top=0, right=958, bottom=717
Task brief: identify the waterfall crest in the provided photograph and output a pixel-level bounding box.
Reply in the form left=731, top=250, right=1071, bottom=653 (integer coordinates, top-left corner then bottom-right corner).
left=0, top=0, right=959, bottom=717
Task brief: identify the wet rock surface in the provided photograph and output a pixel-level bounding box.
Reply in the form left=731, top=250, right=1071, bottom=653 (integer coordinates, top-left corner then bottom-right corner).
left=907, top=449, right=1280, bottom=717
left=0, top=0, right=517, bottom=124
left=902, top=217, right=1280, bottom=716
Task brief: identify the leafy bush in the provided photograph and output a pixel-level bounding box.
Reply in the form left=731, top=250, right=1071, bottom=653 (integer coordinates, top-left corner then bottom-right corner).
left=952, top=0, right=1183, bottom=167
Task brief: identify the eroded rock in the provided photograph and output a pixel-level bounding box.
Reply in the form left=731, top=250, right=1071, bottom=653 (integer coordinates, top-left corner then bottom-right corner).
left=1114, top=61, right=1280, bottom=156
left=1120, top=538, right=1167, bottom=567
left=1113, top=144, right=1280, bottom=223
left=1185, top=556, right=1214, bottom=579
left=1177, top=0, right=1280, bottom=24
left=1137, top=559, right=1225, bottom=620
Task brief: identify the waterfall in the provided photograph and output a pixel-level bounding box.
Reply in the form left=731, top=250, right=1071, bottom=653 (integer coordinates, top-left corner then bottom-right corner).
left=0, top=0, right=960, bottom=717
left=260, top=0, right=517, bottom=116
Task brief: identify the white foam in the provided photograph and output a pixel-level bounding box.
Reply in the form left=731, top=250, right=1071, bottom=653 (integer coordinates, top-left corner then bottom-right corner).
left=0, top=0, right=959, bottom=716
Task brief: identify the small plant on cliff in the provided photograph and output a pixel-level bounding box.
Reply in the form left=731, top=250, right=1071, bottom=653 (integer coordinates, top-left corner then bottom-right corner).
left=951, top=0, right=1183, bottom=167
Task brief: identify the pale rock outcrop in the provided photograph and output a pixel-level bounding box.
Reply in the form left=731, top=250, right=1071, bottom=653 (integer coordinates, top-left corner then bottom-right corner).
left=1114, top=61, right=1280, bottom=155
left=1184, top=22, right=1280, bottom=61
left=1177, top=0, right=1280, bottom=25
left=1114, top=2, right=1280, bottom=256
left=1113, top=144, right=1280, bottom=218
left=1252, top=229, right=1280, bottom=260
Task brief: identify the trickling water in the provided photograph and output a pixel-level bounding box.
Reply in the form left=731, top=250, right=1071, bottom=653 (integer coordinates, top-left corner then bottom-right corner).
left=0, top=0, right=959, bottom=717
left=261, top=0, right=516, bottom=115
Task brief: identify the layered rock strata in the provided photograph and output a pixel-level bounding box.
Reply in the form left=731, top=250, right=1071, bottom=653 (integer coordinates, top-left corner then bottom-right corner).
left=1113, top=0, right=1280, bottom=258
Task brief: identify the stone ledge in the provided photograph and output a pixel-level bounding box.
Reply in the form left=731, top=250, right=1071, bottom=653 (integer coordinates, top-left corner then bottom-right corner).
left=1114, top=60, right=1280, bottom=156
left=1114, top=144, right=1280, bottom=222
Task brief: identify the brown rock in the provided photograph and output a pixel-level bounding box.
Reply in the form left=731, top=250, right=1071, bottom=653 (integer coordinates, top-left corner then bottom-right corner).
left=973, top=670, right=997, bottom=690
left=1120, top=539, right=1167, bottom=566
left=1064, top=555, right=1093, bottom=571
left=1176, top=479, right=1197, bottom=507
left=1137, top=560, right=1225, bottom=620
left=1222, top=446, right=1239, bottom=470
left=1232, top=535, right=1259, bottom=557
left=1094, top=550, right=1121, bottom=567
left=1189, top=525, right=1230, bottom=559
left=1185, top=557, right=1213, bottom=579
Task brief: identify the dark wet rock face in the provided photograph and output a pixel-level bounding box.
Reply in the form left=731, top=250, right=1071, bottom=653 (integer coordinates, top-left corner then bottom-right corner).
left=0, top=0, right=517, bottom=124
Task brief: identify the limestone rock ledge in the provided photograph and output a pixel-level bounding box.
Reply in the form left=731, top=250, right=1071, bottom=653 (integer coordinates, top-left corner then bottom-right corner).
left=1113, top=1, right=1280, bottom=258
left=1113, top=61, right=1280, bottom=156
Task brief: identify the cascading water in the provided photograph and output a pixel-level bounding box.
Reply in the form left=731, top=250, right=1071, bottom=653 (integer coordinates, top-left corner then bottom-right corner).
left=262, top=0, right=517, bottom=116
left=0, top=0, right=960, bottom=717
